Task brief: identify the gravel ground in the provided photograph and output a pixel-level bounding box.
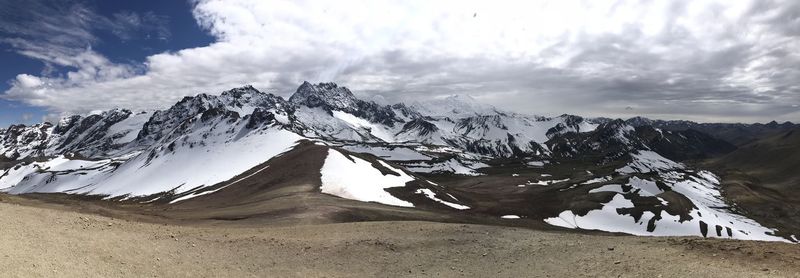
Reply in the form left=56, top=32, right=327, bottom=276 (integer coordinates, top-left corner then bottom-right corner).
left=1, top=199, right=798, bottom=277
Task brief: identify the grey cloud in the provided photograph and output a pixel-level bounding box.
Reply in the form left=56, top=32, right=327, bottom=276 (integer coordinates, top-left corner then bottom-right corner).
left=2, top=0, right=799, bottom=124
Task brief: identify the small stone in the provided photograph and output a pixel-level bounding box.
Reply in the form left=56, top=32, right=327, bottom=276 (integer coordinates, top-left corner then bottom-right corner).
left=607, top=247, right=615, bottom=251
left=761, top=268, right=769, bottom=272
left=614, top=261, right=621, bottom=265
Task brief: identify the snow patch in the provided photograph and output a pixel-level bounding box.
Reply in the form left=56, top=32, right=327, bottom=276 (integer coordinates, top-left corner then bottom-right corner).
left=527, top=178, right=570, bottom=186
left=588, top=184, right=624, bottom=194
left=618, top=150, right=683, bottom=174
left=332, top=111, right=395, bottom=142
left=416, top=188, right=470, bottom=210
left=320, top=149, right=414, bottom=207
left=582, top=176, right=612, bottom=185
left=2, top=127, right=302, bottom=199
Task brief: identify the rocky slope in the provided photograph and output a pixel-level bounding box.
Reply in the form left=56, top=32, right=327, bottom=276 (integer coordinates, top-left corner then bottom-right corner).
left=706, top=128, right=800, bottom=237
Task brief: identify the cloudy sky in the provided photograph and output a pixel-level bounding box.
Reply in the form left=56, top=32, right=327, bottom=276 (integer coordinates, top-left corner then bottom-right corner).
left=1, top=0, right=799, bottom=127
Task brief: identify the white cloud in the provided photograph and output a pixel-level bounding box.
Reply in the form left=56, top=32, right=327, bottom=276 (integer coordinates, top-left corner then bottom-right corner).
left=1, top=0, right=799, bottom=122
left=15, top=74, right=43, bottom=88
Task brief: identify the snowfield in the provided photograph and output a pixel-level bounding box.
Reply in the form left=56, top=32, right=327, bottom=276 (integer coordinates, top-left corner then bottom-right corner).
left=320, top=149, right=414, bottom=207
left=1, top=127, right=302, bottom=199
left=617, top=150, right=684, bottom=174
left=545, top=150, right=789, bottom=242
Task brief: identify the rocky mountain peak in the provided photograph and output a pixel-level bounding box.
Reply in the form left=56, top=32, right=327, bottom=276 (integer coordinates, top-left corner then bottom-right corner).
left=593, top=119, right=638, bottom=146
left=625, top=116, right=653, bottom=127
left=289, top=81, right=358, bottom=111
left=600, top=118, right=633, bottom=130
left=0, top=122, right=53, bottom=159
left=219, top=85, right=288, bottom=112
left=220, top=85, right=260, bottom=99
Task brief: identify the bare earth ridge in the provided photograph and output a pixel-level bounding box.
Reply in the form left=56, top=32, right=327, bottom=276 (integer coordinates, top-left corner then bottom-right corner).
left=1, top=194, right=798, bottom=278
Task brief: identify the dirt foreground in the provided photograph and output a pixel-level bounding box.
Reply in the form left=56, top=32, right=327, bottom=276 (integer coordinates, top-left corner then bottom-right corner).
left=1, top=198, right=799, bottom=277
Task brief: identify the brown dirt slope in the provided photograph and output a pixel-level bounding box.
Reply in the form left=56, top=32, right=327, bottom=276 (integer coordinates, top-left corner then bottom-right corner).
left=0, top=195, right=798, bottom=278
left=706, top=128, right=800, bottom=236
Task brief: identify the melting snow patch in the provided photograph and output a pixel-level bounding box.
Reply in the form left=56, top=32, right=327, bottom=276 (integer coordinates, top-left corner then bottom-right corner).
left=169, top=188, right=219, bottom=204
left=320, top=149, right=414, bottom=207
left=312, top=140, right=329, bottom=146
left=617, top=150, right=684, bottom=174
left=527, top=178, right=570, bottom=186
left=627, top=177, right=662, bottom=196
left=545, top=175, right=790, bottom=242
left=588, top=184, right=624, bottom=194
left=581, top=176, right=612, bottom=185
left=416, top=188, right=470, bottom=210
left=557, top=184, right=583, bottom=192
left=527, top=161, right=546, bottom=167
left=405, top=158, right=484, bottom=176
left=543, top=212, right=577, bottom=228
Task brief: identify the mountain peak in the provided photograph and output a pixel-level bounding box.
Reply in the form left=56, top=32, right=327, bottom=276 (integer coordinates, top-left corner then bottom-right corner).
left=626, top=116, right=653, bottom=127
left=410, top=94, right=497, bottom=117
left=221, top=85, right=260, bottom=98
left=289, top=81, right=358, bottom=110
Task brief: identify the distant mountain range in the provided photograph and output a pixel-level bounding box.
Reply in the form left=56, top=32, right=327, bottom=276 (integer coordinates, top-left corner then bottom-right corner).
left=0, top=82, right=796, bottom=242
left=625, top=116, right=796, bottom=146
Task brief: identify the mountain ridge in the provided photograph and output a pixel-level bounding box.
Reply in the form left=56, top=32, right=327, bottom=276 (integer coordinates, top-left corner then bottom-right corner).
left=1, top=81, right=795, bottom=242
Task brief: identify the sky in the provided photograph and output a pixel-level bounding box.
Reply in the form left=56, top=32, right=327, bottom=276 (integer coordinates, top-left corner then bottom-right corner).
left=1, top=0, right=799, bottom=128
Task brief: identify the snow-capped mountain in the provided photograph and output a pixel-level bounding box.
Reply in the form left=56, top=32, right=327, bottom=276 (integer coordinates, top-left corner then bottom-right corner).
left=0, top=109, right=152, bottom=159
left=409, top=94, right=498, bottom=117
left=0, top=81, right=794, bottom=242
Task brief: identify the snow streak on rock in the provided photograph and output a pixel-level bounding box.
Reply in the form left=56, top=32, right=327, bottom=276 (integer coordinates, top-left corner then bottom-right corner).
left=545, top=151, right=788, bottom=242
